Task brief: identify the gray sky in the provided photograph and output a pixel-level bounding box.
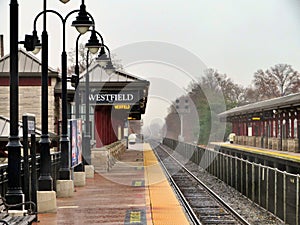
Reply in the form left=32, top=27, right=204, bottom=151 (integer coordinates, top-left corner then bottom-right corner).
left=1, top=0, right=300, bottom=129
left=1, top=0, right=300, bottom=86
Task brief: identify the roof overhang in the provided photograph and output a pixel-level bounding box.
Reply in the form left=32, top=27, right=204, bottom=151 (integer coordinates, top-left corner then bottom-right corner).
left=219, top=92, right=300, bottom=119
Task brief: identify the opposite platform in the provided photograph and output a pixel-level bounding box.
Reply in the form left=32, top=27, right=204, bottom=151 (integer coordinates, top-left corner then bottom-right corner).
left=33, top=143, right=190, bottom=225
left=218, top=142, right=300, bottom=163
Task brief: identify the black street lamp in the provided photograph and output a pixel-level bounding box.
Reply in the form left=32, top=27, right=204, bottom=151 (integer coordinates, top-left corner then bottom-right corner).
left=83, top=44, right=114, bottom=164
left=72, top=29, right=103, bottom=170
left=84, top=50, right=91, bottom=164
left=74, top=30, right=116, bottom=167
left=30, top=0, right=95, bottom=185
left=73, top=28, right=103, bottom=118
left=96, top=44, right=111, bottom=69
left=73, top=37, right=113, bottom=167
left=6, top=0, right=23, bottom=205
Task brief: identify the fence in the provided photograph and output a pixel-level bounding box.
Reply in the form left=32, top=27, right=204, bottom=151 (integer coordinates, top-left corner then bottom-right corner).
left=163, top=138, right=300, bottom=225
left=0, top=152, right=61, bottom=199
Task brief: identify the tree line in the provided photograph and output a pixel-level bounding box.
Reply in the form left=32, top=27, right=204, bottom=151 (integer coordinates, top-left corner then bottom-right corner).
left=165, top=64, right=300, bottom=144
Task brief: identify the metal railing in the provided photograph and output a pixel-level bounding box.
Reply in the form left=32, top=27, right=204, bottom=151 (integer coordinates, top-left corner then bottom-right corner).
left=0, top=152, right=61, bottom=198
left=163, top=138, right=300, bottom=225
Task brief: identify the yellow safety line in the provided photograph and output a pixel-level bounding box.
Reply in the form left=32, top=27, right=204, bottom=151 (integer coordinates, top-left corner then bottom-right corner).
left=218, top=143, right=300, bottom=163
left=143, top=143, right=190, bottom=225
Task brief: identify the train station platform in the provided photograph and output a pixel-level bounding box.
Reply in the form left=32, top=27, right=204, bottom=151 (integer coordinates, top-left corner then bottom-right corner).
left=217, top=142, right=300, bottom=163
left=33, top=143, right=190, bottom=225
left=214, top=142, right=300, bottom=173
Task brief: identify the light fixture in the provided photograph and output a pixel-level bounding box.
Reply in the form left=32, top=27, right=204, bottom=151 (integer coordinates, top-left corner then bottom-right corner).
left=96, top=47, right=110, bottom=67
left=105, top=60, right=115, bottom=75
left=31, top=30, right=41, bottom=54
left=85, top=30, right=101, bottom=54
left=71, top=2, right=94, bottom=34
left=59, top=0, right=70, bottom=3
left=22, top=30, right=41, bottom=53
left=32, top=40, right=41, bottom=54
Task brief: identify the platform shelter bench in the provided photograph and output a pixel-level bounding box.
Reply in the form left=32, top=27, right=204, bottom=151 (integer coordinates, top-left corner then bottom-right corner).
left=0, top=196, right=36, bottom=225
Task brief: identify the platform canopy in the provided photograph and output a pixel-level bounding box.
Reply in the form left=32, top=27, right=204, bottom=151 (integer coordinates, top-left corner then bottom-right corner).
left=219, top=92, right=300, bottom=120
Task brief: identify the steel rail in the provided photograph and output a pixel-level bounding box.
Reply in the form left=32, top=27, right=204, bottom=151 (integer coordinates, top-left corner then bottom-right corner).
left=155, top=142, right=251, bottom=225
left=150, top=141, right=202, bottom=225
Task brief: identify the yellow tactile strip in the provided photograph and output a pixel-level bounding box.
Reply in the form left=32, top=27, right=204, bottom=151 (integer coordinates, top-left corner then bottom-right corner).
left=218, top=143, right=300, bottom=163
left=143, top=143, right=190, bottom=225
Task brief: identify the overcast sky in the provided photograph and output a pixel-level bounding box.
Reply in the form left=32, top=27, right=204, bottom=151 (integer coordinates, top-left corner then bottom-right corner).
left=1, top=0, right=300, bottom=130
left=1, top=0, right=300, bottom=86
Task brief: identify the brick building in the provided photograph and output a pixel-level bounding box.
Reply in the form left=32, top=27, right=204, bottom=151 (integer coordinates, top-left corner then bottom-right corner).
left=0, top=49, right=60, bottom=134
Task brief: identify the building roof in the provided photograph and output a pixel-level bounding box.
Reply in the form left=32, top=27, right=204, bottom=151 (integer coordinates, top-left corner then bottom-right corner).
left=219, top=92, right=300, bottom=118
left=54, top=61, right=150, bottom=103
left=79, top=62, right=147, bottom=83
left=0, top=48, right=58, bottom=77
left=75, top=61, right=150, bottom=115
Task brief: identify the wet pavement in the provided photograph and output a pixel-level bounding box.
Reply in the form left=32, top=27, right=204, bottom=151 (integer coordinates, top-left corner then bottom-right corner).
left=33, top=143, right=190, bottom=225
left=33, top=149, right=151, bottom=225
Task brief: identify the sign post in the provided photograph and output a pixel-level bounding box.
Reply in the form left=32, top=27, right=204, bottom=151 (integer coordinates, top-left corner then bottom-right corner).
left=22, top=113, right=35, bottom=205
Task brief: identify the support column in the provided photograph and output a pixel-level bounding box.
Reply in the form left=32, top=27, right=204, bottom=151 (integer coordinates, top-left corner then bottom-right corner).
left=275, top=113, right=279, bottom=138
left=291, top=112, right=295, bottom=139
left=270, top=117, right=274, bottom=138
left=279, top=111, right=283, bottom=150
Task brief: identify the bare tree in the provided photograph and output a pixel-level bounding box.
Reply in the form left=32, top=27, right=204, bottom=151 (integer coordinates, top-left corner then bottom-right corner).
left=252, top=64, right=300, bottom=100
left=68, top=44, right=124, bottom=74
left=68, top=43, right=95, bottom=75
left=200, top=68, right=246, bottom=107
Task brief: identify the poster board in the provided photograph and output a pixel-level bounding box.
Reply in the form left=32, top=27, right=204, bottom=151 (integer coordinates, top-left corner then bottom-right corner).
left=69, top=119, right=83, bottom=167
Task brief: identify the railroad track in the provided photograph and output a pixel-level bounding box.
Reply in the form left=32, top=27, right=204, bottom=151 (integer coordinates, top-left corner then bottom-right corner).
left=151, top=142, right=251, bottom=225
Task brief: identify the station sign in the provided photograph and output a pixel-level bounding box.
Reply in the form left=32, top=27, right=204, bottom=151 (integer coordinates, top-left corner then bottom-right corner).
left=89, top=90, right=140, bottom=105
left=22, top=113, right=36, bottom=135
left=27, top=117, right=36, bottom=134
left=114, top=104, right=131, bottom=110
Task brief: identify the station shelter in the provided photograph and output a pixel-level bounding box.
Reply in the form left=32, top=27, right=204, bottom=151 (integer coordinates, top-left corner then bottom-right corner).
left=0, top=48, right=149, bottom=152
left=74, top=62, right=149, bottom=148
left=218, top=93, right=300, bottom=152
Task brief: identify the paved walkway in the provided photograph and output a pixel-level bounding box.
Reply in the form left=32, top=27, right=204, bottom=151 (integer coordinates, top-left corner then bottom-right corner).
left=33, top=143, right=190, bottom=225
left=34, top=149, right=149, bottom=225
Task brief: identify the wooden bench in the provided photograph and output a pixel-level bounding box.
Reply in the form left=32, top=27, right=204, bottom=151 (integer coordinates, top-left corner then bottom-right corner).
left=0, top=196, right=36, bottom=225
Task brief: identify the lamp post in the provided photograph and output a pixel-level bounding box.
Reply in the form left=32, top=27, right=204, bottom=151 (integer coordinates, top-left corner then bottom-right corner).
left=6, top=0, right=23, bottom=205
left=80, top=44, right=114, bottom=163
left=38, top=0, right=51, bottom=191
left=75, top=31, right=112, bottom=166
left=82, top=44, right=109, bottom=164
left=73, top=29, right=103, bottom=118
left=96, top=44, right=112, bottom=71
left=31, top=0, right=94, bottom=182
left=84, top=50, right=91, bottom=164
left=73, top=29, right=102, bottom=170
